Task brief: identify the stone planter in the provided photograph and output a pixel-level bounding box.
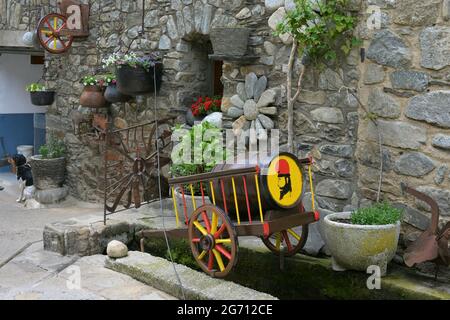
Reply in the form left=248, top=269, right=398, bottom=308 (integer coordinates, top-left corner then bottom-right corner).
left=210, top=27, right=251, bottom=56
left=323, top=212, right=400, bottom=276
left=173, top=186, right=211, bottom=216
left=30, top=91, right=55, bottom=106
left=116, top=62, right=163, bottom=96
left=104, top=83, right=131, bottom=103
left=80, top=85, right=107, bottom=108
left=30, top=155, right=66, bottom=190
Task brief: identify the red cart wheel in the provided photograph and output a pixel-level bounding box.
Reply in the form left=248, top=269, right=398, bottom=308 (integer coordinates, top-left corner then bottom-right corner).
left=261, top=207, right=309, bottom=257
left=37, top=13, right=73, bottom=54
left=188, top=205, right=238, bottom=278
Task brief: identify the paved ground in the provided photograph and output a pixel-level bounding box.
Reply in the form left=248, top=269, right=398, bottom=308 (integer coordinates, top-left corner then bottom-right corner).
left=0, top=172, right=176, bottom=300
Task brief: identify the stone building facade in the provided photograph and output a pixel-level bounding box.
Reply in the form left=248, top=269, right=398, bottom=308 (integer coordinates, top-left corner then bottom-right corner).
left=1, top=0, right=449, bottom=231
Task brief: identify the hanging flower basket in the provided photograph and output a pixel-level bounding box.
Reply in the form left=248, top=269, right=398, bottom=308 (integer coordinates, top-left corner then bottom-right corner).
left=116, top=62, right=163, bottom=96
left=26, top=83, right=55, bottom=106
left=30, top=91, right=55, bottom=106
left=210, top=27, right=251, bottom=56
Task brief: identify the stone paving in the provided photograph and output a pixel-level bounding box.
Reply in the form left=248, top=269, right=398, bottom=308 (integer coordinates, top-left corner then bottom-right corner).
left=0, top=172, right=175, bottom=300
left=0, top=242, right=176, bottom=300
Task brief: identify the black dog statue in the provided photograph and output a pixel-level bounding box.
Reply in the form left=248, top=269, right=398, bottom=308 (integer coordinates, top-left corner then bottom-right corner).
left=9, top=154, right=34, bottom=202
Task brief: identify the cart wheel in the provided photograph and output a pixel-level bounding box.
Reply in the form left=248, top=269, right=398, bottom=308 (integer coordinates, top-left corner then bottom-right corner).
left=37, top=13, right=73, bottom=54
left=261, top=209, right=309, bottom=257
left=188, top=204, right=238, bottom=278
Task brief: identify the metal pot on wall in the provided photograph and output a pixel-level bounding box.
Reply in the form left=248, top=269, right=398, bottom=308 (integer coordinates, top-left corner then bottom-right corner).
left=210, top=27, right=251, bottom=56
left=116, top=62, right=163, bottom=96
left=104, top=83, right=131, bottom=103
left=30, top=91, right=55, bottom=106
left=80, top=85, right=107, bottom=108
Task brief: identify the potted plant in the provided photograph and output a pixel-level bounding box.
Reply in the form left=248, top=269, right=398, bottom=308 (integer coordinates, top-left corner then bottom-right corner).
left=103, top=74, right=131, bottom=103
left=26, top=83, right=55, bottom=106
left=170, top=121, right=228, bottom=212
left=210, top=27, right=251, bottom=56
left=323, top=202, right=403, bottom=276
left=187, top=96, right=222, bottom=125
left=79, top=75, right=107, bottom=108
left=103, top=52, right=163, bottom=96
left=30, top=135, right=67, bottom=190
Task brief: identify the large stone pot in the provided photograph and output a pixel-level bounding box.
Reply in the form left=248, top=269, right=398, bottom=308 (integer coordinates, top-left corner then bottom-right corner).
left=30, top=91, right=55, bottom=106
left=116, top=63, right=163, bottom=96
left=80, top=85, right=107, bottom=108
left=210, top=27, right=251, bottom=56
left=30, top=155, right=66, bottom=190
left=323, top=212, right=400, bottom=276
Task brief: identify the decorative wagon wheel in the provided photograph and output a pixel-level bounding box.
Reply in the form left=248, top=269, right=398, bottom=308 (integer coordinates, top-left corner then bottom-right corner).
left=261, top=205, right=309, bottom=257
left=104, top=119, right=174, bottom=213
left=188, top=205, right=238, bottom=278
left=37, top=13, right=73, bottom=54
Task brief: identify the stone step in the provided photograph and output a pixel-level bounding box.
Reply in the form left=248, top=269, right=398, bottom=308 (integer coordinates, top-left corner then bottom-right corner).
left=105, top=251, right=277, bottom=300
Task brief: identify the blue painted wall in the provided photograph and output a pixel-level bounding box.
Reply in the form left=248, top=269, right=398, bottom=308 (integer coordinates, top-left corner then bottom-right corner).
left=0, top=113, right=44, bottom=172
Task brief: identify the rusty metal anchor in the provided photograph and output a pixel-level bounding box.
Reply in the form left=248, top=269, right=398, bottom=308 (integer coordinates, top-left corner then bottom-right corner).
left=400, top=183, right=450, bottom=276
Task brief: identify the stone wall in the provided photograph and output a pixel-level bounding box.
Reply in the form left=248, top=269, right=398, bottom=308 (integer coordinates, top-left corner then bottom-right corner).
left=356, top=0, right=450, bottom=227
left=1, top=0, right=448, bottom=230
left=0, top=0, right=361, bottom=209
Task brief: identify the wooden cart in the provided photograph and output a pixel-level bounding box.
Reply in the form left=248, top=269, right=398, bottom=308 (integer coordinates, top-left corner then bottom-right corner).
left=138, top=152, right=320, bottom=278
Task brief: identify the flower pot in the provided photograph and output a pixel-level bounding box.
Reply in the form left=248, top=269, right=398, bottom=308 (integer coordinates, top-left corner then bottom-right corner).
left=104, top=83, right=131, bottom=103
left=30, top=91, right=55, bottom=106
left=116, top=62, right=163, bottom=96
left=210, top=27, right=251, bottom=56
left=323, top=212, right=400, bottom=276
left=29, top=155, right=66, bottom=190
left=80, top=85, right=107, bottom=108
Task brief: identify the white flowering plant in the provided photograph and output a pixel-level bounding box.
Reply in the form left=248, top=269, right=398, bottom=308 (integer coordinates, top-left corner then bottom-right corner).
left=102, top=52, right=161, bottom=72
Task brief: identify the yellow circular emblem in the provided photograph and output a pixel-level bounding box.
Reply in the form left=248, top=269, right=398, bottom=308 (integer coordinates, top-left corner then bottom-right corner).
left=266, top=154, right=303, bottom=208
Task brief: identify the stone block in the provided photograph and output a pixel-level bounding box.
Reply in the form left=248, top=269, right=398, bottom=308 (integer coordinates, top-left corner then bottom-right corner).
left=415, top=186, right=450, bottom=216
left=390, top=71, right=429, bottom=92
left=394, top=152, right=435, bottom=177
left=394, top=0, right=440, bottom=26
left=368, top=88, right=400, bottom=119
left=367, top=120, right=426, bottom=150
left=316, top=179, right=353, bottom=200
left=367, top=30, right=411, bottom=69
left=405, top=91, right=450, bottom=128
left=420, top=27, right=450, bottom=70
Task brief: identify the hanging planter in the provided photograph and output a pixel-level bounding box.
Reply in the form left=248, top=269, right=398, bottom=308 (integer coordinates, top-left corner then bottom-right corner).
left=103, top=74, right=131, bottom=103
left=26, top=83, right=55, bottom=106
left=103, top=52, right=163, bottom=96
left=79, top=76, right=107, bottom=108
left=210, top=27, right=251, bottom=57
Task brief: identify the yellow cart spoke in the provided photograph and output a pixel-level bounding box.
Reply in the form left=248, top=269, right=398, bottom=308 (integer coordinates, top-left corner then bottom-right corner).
left=215, top=239, right=231, bottom=244
left=197, top=250, right=207, bottom=260
left=287, top=228, right=301, bottom=241
left=193, top=221, right=207, bottom=236
left=275, top=233, right=281, bottom=250
left=212, top=249, right=225, bottom=272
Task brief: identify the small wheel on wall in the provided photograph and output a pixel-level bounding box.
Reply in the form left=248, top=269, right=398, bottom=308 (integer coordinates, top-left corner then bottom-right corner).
left=188, top=204, right=238, bottom=278
left=37, top=13, right=73, bottom=54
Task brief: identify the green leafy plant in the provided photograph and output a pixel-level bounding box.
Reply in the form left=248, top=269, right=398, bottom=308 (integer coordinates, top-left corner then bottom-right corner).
left=276, top=0, right=360, bottom=65
left=351, top=202, right=403, bottom=226
left=39, top=135, right=66, bottom=159
left=26, top=83, right=46, bottom=92
left=170, top=121, right=229, bottom=194
left=80, top=75, right=99, bottom=86
left=276, top=0, right=360, bottom=152
left=102, top=74, right=116, bottom=85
